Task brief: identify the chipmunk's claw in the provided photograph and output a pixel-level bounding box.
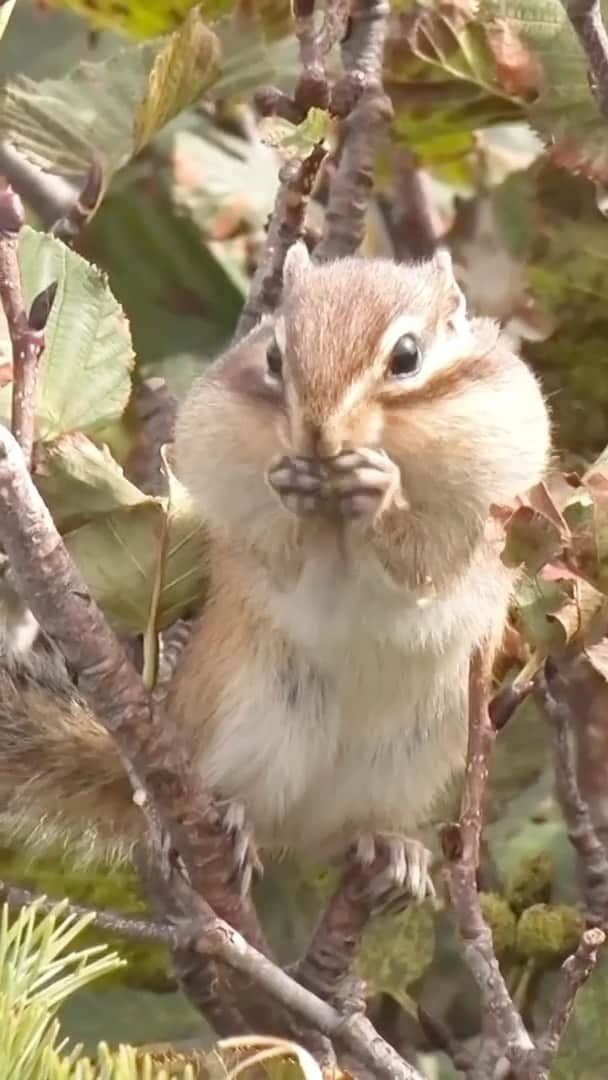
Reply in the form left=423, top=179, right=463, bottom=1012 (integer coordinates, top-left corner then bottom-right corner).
left=214, top=799, right=263, bottom=897
left=348, top=831, right=434, bottom=915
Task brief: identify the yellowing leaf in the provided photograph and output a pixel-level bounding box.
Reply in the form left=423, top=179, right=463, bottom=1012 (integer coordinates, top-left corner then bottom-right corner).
left=547, top=578, right=608, bottom=649
left=64, top=493, right=208, bottom=636
left=51, top=0, right=229, bottom=39
left=48, top=441, right=208, bottom=637
left=133, top=6, right=221, bottom=153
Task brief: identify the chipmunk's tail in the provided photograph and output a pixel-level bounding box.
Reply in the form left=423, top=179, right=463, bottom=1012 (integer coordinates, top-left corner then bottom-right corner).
left=0, top=651, right=140, bottom=863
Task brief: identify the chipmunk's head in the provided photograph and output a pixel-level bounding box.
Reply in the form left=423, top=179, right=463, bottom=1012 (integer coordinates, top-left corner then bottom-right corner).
left=266, top=241, right=549, bottom=509
left=271, top=241, right=469, bottom=458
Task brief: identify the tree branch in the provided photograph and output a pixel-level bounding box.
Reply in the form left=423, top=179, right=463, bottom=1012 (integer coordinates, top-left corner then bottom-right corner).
left=292, top=0, right=330, bottom=114
left=50, top=161, right=103, bottom=243
left=0, top=186, right=56, bottom=467
left=562, top=0, right=608, bottom=117
left=255, top=0, right=348, bottom=123
left=315, top=0, right=393, bottom=261
left=530, top=927, right=605, bottom=1079
left=234, top=143, right=327, bottom=339
left=0, top=878, right=174, bottom=944
left=0, top=143, right=76, bottom=228
left=441, top=647, right=535, bottom=1069
left=293, top=873, right=372, bottom=1008
left=379, top=146, right=439, bottom=261
left=440, top=648, right=605, bottom=1078
left=536, top=666, right=608, bottom=926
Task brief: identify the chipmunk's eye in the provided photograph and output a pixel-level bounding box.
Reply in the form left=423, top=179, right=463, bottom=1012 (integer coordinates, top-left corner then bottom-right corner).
left=389, top=334, right=422, bottom=378
left=266, top=338, right=283, bottom=378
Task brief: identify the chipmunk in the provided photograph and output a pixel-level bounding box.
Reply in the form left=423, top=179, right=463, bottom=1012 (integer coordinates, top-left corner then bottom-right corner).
left=0, top=244, right=550, bottom=908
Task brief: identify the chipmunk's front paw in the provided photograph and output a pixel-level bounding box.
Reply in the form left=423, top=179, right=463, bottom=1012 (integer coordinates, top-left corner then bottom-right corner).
left=329, top=448, right=407, bottom=521
left=348, top=831, right=435, bottom=915
left=214, top=799, right=263, bottom=897
left=266, top=455, right=325, bottom=516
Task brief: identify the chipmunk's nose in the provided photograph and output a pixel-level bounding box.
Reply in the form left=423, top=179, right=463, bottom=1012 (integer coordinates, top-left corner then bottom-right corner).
left=308, top=423, right=342, bottom=460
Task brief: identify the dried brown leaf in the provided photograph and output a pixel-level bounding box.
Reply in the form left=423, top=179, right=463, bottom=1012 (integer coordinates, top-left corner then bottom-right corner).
left=486, top=17, right=540, bottom=98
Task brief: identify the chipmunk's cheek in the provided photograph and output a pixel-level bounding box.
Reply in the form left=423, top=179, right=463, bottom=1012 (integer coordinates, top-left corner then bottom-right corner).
left=341, top=400, right=385, bottom=451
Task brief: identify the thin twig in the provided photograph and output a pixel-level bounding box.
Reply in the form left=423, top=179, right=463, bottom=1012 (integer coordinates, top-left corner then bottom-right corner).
left=380, top=147, right=438, bottom=261
left=292, top=0, right=330, bottom=115
left=561, top=0, right=608, bottom=117
left=234, top=142, right=327, bottom=339
left=315, top=0, right=393, bottom=261
left=139, top=840, right=419, bottom=1078
left=50, top=161, right=103, bottom=242
left=0, top=143, right=76, bottom=227
left=536, top=667, right=608, bottom=925
left=441, top=647, right=535, bottom=1069
left=317, top=0, right=351, bottom=55
left=0, top=878, right=174, bottom=944
left=255, top=0, right=347, bottom=122
left=529, top=927, right=605, bottom=1079
left=0, top=186, right=56, bottom=467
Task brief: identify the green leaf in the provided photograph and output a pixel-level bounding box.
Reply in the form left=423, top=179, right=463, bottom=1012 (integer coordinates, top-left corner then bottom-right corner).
left=169, top=115, right=280, bottom=242
left=259, top=107, right=338, bottom=159
left=80, top=182, right=246, bottom=375
left=34, top=434, right=146, bottom=533
left=0, top=226, right=134, bottom=441
left=0, top=12, right=220, bottom=186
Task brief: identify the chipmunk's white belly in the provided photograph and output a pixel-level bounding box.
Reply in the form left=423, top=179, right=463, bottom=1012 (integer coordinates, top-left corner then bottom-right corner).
left=198, top=549, right=510, bottom=853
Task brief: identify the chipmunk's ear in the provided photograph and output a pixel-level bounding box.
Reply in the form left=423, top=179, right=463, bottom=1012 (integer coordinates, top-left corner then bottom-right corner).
left=430, top=246, right=467, bottom=326
left=283, top=241, right=311, bottom=293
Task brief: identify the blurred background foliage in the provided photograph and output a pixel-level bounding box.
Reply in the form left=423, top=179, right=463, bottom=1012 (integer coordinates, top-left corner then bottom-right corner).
left=0, top=0, right=608, bottom=1077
